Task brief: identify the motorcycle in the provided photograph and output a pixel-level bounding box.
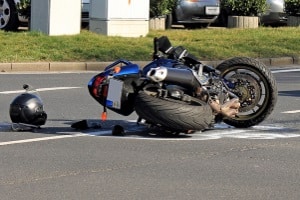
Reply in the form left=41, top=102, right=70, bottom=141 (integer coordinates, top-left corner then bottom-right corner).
left=88, top=36, right=277, bottom=133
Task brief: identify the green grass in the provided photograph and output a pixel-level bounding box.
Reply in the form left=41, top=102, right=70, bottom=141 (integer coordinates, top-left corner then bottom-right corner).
left=1, top=27, right=299, bottom=62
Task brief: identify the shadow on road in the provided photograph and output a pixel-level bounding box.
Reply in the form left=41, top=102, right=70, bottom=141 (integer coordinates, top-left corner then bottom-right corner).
left=2, top=119, right=299, bottom=141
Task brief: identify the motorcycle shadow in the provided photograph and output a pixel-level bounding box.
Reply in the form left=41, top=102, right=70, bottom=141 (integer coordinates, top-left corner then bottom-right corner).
left=1, top=119, right=196, bottom=138
left=4, top=119, right=298, bottom=140
left=72, top=119, right=300, bottom=140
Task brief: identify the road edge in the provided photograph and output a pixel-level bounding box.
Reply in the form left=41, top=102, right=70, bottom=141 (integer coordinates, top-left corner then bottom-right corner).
left=0, top=56, right=299, bottom=72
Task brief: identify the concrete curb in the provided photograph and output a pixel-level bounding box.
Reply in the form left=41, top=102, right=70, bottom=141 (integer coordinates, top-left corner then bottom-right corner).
left=1, top=56, right=299, bottom=72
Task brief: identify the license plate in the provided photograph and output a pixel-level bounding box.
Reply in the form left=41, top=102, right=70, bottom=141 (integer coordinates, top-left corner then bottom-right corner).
left=205, top=6, right=220, bottom=15
left=106, top=79, right=123, bottom=109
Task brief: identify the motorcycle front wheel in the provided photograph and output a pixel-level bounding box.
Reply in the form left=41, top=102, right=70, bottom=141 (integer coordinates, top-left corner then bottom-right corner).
left=216, top=57, right=278, bottom=128
left=134, top=90, right=214, bottom=132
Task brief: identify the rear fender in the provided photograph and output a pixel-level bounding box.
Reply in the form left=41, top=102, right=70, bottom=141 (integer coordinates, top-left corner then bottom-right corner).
left=88, top=61, right=141, bottom=116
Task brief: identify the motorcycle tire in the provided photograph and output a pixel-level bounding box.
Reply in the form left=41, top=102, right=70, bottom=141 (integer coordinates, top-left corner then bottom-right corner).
left=134, top=91, right=214, bottom=132
left=216, top=57, right=277, bottom=128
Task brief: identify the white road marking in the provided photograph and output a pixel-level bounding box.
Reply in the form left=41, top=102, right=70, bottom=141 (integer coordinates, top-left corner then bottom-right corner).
left=272, top=68, right=300, bottom=73
left=282, top=110, right=300, bottom=114
left=0, top=134, right=87, bottom=146
left=0, top=87, right=82, bottom=94
left=83, top=125, right=300, bottom=141
left=1, top=123, right=299, bottom=146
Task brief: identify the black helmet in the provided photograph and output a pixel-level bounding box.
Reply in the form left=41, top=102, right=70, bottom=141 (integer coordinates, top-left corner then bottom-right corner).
left=9, top=93, right=47, bottom=126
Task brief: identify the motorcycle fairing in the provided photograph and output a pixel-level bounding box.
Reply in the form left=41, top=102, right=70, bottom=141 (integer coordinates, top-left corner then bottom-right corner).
left=142, top=58, right=187, bottom=76
left=88, top=61, right=141, bottom=116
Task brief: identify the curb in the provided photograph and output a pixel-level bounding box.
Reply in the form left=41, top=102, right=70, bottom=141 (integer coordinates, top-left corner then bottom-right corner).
left=1, top=57, right=299, bottom=72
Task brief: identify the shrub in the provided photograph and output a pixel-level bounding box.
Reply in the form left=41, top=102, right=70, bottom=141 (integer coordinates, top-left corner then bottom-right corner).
left=16, top=0, right=31, bottom=19
left=285, top=0, right=300, bottom=16
left=222, top=0, right=267, bottom=16
left=150, top=0, right=176, bottom=17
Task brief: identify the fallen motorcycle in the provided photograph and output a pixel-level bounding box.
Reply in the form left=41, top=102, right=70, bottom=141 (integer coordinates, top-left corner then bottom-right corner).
left=88, top=36, right=277, bottom=133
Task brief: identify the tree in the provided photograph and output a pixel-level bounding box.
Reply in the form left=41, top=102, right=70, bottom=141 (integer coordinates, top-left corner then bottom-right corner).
left=285, top=0, right=300, bottom=16
left=149, top=0, right=176, bottom=18
left=222, top=0, right=267, bottom=16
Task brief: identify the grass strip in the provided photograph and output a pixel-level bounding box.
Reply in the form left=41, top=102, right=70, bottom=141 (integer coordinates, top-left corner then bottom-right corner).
left=0, top=27, right=299, bottom=62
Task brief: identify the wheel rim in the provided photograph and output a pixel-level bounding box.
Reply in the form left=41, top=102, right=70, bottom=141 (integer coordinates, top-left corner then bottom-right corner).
left=222, top=65, right=271, bottom=120
left=0, top=0, right=10, bottom=29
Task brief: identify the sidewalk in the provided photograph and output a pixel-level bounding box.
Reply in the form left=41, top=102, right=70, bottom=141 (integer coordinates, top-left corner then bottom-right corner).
left=0, top=56, right=299, bottom=72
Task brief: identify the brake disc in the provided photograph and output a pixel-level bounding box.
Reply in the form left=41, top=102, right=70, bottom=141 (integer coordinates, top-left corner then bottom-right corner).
left=230, top=73, right=261, bottom=112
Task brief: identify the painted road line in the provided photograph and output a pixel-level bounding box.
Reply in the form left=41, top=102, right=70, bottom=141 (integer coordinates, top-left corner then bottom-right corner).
left=282, top=110, right=300, bottom=114
left=83, top=125, right=300, bottom=141
left=0, top=134, right=87, bottom=146
left=0, top=124, right=299, bottom=145
left=0, top=87, right=82, bottom=94
left=272, top=69, right=300, bottom=74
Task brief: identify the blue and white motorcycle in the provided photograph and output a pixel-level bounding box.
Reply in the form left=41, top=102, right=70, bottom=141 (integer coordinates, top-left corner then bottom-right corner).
left=88, top=36, right=277, bottom=133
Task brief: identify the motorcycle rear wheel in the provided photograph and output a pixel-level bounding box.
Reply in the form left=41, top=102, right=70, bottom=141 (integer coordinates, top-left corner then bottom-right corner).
left=134, top=90, right=214, bottom=132
left=216, top=57, right=277, bottom=128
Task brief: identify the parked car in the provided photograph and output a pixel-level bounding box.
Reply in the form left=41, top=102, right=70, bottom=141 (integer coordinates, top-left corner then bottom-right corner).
left=166, top=0, right=220, bottom=28
left=216, top=0, right=287, bottom=27
left=86, top=0, right=219, bottom=29
left=260, top=0, right=287, bottom=26
left=0, top=0, right=90, bottom=31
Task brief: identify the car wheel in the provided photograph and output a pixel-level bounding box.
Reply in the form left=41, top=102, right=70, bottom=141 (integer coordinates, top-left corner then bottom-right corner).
left=165, top=13, right=172, bottom=29
left=217, top=10, right=228, bottom=27
left=0, top=0, right=20, bottom=31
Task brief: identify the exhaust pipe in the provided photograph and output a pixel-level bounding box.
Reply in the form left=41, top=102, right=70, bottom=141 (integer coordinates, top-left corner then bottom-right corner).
left=146, top=67, right=201, bottom=88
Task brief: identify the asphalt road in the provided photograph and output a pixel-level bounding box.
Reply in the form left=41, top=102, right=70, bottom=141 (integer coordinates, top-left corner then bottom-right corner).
left=0, top=65, right=299, bottom=200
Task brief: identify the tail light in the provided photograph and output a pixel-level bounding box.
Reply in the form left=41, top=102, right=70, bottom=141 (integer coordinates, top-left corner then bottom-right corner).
left=92, top=76, right=108, bottom=98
